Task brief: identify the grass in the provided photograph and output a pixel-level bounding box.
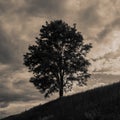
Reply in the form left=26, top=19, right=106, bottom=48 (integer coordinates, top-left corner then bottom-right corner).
left=1, top=81, right=120, bottom=120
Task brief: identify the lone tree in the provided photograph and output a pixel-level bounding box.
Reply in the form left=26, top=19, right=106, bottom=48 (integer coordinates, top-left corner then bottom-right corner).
left=24, top=20, right=92, bottom=98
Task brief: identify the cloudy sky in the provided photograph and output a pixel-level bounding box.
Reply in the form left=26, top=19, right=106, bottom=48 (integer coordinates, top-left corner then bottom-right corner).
left=0, top=0, right=120, bottom=118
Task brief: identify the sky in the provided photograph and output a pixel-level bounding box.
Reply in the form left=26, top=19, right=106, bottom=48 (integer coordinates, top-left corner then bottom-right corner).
left=0, top=0, right=120, bottom=118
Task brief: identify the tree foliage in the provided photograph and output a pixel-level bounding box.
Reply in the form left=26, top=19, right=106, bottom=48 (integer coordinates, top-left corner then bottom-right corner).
left=24, top=20, right=92, bottom=98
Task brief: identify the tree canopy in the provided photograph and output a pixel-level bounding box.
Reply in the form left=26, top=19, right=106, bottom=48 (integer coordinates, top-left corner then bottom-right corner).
left=23, top=20, right=92, bottom=98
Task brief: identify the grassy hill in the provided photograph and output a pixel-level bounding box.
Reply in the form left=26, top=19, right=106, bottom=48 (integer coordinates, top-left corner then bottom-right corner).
left=1, top=82, right=120, bottom=120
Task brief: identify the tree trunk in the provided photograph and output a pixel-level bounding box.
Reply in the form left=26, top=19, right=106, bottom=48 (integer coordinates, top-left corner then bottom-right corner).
left=59, top=75, right=63, bottom=98
left=59, top=86, right=63, bottom=98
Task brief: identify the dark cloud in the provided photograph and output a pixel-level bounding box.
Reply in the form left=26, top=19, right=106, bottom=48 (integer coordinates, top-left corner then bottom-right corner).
left=97, top=17, right=120, bottom=40
left=0, top=0, right=66, bottom=19
left=0, top=102, right=9, bottom=108
left=79, top=4, right=100, bottom=27
left=0, top=82, right=41, bottom=113
left=0, top=0, right=13, bottom=14
left=0, top=68, right=44, bottom=111
left=0, top=26, right=15, bottom=64
left=0, top=22, right=30, bottom=71
left=76, top=1, right=102, bottom=40
left=0, top=73, right=42, bottom=103
left=24, top=0, right=65, bottom=17
left=0, top=92, right=38, bottom=103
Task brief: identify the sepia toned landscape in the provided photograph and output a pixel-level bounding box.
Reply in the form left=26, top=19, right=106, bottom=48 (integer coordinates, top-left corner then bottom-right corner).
left=0, top=0, right=120, bottom=119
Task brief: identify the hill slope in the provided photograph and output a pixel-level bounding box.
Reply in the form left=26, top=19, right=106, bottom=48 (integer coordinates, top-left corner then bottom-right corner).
left=1, top=82, right=120, bottom=120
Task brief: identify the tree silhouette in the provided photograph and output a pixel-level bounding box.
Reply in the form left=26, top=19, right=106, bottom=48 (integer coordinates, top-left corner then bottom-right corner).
left=24, top=20, right=92, bottom=98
